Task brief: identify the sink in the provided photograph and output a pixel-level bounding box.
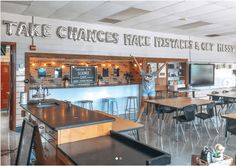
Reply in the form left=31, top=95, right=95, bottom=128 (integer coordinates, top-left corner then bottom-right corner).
left=36, top=102, right=59, bottom=108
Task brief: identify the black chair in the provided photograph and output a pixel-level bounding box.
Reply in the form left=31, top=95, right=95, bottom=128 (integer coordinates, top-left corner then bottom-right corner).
left=195, top=102, right=219, bottom=138
left=175, top=104, right=200, bottom=142
left=222, top=90, right=235, bottom=112
left=153, top=104, right=176, bottom=134
left=225, top=118, right=236, bottom=145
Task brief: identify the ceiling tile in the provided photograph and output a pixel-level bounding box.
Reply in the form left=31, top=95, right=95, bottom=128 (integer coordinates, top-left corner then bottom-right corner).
left=115, top=10, right=168, bottom=27
left=107, top=7, right=150, bottom=21
left=175, top=4, right=226, bottom=18
left=6, top=1, right=33, bottom=6
left=83, top=2, right=130, bottom=18
left=134, top=1, right=183, bottom=11
left=214, top=1, right=236, bottom=8
left=1, top=2, right=29, bottom=14
left=73, top=13, right=101, bottom=23
left=158, top=1, right=210, bottom=14
left=49, top=1, right=103, bottom=20
left=22, top=1, right=69, bottom=17
left=111, top=1, right=143, bottom=7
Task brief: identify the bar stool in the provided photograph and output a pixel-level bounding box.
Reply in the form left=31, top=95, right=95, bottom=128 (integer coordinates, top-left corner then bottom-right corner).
left=125, top=96, right=138, bottom=120
left=75, top=100, right=93, bottom=110
left=101, top=98, right=119, bottom=115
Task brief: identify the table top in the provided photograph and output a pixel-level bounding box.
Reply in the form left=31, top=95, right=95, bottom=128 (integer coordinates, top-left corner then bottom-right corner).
left=58, top=131, right=171, bottom=165
left=168, top=89, right=197, bottom=93
left=145, top=97, right=212, bottom=109
left=207, top=91, right=236, bottom=99
left=221, top=113, right=236, bottom=120
left=21, top=99, right=115, bottom=130
left=95, top=110, right=144, bottom=132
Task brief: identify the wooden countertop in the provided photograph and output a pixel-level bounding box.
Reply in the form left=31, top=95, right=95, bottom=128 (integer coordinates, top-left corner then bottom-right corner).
left=20, top=99, right=115, bottom=130
left=95, top=110, right=143, bottom=132
left=29, top=83, right=141, bottom=90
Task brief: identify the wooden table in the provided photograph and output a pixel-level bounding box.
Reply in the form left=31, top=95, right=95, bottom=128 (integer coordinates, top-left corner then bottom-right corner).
left=207, top=92, right=236, bottom=112
left=145, top=97, right=212, bottom=138
left=146, top=97, right=211, bottom=109
left=95, top=110, right=144, bottom=140
left=168, top=89, right=198, bottom=98
left=221, top=113, right=236, bottom=137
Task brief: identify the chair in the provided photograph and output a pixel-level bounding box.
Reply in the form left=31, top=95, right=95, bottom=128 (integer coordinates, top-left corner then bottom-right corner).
left=195, top=102, right=219, bottom=138
left=153, top=104, right=176, bottom=134
left=175, top=104, right=200, bottom=142
left=102, top=98, right=119, bottom=115
left=222, top=90, right=235, bottom=112
left=210, top=91, right=224, bottom=117
left=75, top=100, right=93, bottom=110
left=125, top=96, right=138, bottom=120
left=225, top=118, right=236, bottom=145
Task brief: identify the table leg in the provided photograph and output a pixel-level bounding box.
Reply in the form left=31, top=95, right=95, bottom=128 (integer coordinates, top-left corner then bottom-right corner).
left=225, top=119, right=228, bottom=138
left=136, top=129, right=140, bottom=141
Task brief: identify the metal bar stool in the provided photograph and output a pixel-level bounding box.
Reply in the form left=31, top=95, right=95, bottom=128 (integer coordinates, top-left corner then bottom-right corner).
left=101, top=98, right=119, bottom=115
left=125, top=96, right=138, bottom=120
left=76, top=100, right=93, bottom=110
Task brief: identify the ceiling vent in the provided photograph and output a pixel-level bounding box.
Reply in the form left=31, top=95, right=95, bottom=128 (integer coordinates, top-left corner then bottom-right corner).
left=99, top=18, right=121, bottom=24
left=205, top=34, right=221, bottom=37
left=175, top=21, right=212, bottom=30
left=108, top=7, right=150, bottom=21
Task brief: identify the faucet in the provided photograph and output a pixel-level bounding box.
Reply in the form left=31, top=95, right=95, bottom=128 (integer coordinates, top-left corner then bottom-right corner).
left=32, top=84, right=50, bottom=104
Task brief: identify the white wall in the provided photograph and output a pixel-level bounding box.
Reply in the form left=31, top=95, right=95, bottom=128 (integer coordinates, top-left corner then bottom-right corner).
left=1, top=12, right=236, bottom=126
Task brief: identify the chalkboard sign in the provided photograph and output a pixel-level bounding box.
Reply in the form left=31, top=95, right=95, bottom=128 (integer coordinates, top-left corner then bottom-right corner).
left=15, top=119, right=36, bottom=165
left=71, top=66, right=96, bottom=84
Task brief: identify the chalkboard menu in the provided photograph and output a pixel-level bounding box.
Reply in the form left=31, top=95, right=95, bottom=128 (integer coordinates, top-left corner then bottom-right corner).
left=71, top=66, right=96, bottom=84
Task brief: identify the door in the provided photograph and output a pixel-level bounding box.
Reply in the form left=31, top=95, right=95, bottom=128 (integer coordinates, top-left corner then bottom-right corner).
left=1, top=62, right=10, bottom=109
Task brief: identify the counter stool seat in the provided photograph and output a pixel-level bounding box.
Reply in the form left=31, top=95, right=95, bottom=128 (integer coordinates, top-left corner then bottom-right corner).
left=75, top=100, right=93, bottom=110
left=125, top=96, right=138, bottom=121
left=101, top=98, right=119, bottom=115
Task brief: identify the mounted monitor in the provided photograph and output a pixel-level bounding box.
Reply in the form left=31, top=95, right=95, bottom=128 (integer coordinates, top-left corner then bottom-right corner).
left=189, top=64, right=215, bottom=86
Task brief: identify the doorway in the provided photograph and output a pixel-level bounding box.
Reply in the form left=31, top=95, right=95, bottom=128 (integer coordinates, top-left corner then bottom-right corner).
left=1, top=42, right=16, bottom=131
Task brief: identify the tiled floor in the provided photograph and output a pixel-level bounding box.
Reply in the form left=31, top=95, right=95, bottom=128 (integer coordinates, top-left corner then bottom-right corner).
left=1, top=111, right=20, bottom=165
left=1, top=107, right=236, bottom=165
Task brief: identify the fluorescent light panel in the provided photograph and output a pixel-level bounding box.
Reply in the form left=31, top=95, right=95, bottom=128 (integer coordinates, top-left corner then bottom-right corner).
left=175, top=21, right=212, bottom=30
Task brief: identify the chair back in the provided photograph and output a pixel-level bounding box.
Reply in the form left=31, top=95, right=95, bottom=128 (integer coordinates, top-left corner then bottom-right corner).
left=206, top=102, right=215, bottom=118
left=222, top=90, right=229, bottom=93
left=183, top=104, right=197, bottom=121
left=211, top=91, right=220, bottom=101
left=226, top=119, right=236, bottom=135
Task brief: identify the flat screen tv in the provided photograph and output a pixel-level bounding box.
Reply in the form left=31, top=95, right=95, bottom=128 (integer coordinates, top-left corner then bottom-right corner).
left=189, top=64, right=215, bottom=86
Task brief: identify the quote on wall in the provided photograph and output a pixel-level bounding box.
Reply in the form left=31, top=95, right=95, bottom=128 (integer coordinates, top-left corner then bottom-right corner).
left=2, top=20, right=236, bottom=53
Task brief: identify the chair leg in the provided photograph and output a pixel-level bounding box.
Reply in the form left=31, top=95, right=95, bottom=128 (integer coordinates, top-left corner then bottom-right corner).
left=125, top=99, right=128, bottom=118
left=176, top=122, right=179, bottom=141
left=192, top=121, right=200, bottom=138
left=115, top=101, right=119, bottom=116
left=210, top=118, right=219, bottom=134
left=152, top=114, right=158, bottom=126
left=203, top=121, right=211, bottom=138
left=180, top=123, right=187, bottom=142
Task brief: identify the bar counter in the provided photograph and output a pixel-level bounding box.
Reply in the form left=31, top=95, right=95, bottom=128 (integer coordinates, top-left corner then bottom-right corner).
left=29, top=83, right=140, bottom=89
left=29, top=83, right=140, bottom=116
left=21, top=99, right=115, bottom=130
